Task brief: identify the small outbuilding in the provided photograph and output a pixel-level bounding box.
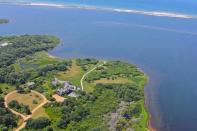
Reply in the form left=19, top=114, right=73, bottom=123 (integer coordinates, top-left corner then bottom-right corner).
left=26, top=82, right=35, bottom=89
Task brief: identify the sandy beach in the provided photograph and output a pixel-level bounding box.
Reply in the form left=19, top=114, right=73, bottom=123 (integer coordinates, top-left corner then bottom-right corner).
left=26, top=3, right=65, bottom=8
left=20, top=2, right=196, bottom=19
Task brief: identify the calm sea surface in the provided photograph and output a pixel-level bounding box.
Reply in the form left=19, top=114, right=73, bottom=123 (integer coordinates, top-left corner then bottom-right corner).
left=0, top=4, right=197, bottom=131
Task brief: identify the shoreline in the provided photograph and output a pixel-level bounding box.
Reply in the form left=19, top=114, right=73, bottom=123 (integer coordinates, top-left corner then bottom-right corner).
left=25, top=3, right=196, bottom=19
left=0, top=2, right=196, bottom=19
left=143, top=72, right=155, bottom=131
left=147, top=113, right=157, bottom=131
left=141, top=68, right=157, bottom=131
left=47, top=53, right=61, bottom=59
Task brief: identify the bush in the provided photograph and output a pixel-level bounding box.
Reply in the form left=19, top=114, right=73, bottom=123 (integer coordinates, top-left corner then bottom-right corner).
left=47, top=127, right=53, bottom=131
left=2, top=127, right=8, bottom=131
left=8, top=100, right=31, bottom=115
left=26, top=117, right=51, bottom=129
left=33, top=100, right=38, bottom=104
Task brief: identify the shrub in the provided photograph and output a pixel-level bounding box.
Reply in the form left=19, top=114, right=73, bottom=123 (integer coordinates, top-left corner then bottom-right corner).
left=26, top=117, right=51, bottom=129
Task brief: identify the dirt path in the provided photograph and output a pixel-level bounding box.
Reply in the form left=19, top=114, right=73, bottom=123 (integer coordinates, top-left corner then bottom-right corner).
left=80, top=61, right=106, bottom=91
left=31, top=90, right=49, bottom=114
left=4, top=90, right=49, bottom=131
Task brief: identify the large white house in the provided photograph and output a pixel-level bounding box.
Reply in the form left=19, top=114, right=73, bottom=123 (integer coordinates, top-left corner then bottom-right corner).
left=52, top=78, right=80, bottom=96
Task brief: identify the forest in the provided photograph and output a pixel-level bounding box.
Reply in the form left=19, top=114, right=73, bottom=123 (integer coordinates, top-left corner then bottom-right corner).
left=0, top=35, right=59, bottom=85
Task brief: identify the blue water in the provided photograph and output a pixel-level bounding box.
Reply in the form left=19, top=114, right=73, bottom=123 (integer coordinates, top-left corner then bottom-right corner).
left=1, top=3, right=197, bottom=131
left=1, top=0, right=197, bottom=15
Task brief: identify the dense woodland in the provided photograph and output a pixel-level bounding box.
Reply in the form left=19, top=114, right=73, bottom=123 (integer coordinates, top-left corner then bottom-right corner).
left=0, top=35, right=59, bottom=85
left=0, top=96, right=18, bottom=130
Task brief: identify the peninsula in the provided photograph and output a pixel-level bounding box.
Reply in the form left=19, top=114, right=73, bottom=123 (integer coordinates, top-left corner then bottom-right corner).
left=0, top=19, right=9, bottom=24
left=0, top=35, right=148, bottom=131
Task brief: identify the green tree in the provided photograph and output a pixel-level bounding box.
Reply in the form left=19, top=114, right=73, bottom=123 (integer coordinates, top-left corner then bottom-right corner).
left=26, top=117, right=51, bottom=129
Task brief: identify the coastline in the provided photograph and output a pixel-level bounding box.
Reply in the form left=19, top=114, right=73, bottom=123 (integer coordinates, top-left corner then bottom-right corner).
left=148, top=118, right=157, bottom=131
left=47, top=52, right=60, bottom=59
left=0, top=2, right=196, bottom=19
left=140, top=68, right=157, bottom=131
left=135, top=66, right=154, bottom=131
left=26, top=3, right=196, bottom=19
left=144, top=74, right=154, bottom=131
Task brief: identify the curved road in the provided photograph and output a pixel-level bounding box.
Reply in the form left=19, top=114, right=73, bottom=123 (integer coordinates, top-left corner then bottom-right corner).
left=80, top=61, right=106, bottom=91
left=4, top=90, right=49, bottom=131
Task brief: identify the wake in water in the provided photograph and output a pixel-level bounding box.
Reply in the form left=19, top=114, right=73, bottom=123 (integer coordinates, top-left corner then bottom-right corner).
left=96, top=21, right=197, bottom=36
left=0, top=1, right=196, bottom=19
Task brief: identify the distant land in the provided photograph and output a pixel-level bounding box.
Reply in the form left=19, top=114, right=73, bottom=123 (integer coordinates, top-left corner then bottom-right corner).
left=0, top=19, right=9, bottom=24
left=1, top=0, right=197, bottom=18
left=0, top=35, right=148, bottom=131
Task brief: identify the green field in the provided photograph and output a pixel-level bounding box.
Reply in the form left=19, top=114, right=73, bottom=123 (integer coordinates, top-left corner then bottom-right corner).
left=55, top=59, right=84, bottom=86
left=0, top=83, right=15, bottom=96
left=6, top=92, right=44, bottom=111
left=32, top=106, right=49, bottom=119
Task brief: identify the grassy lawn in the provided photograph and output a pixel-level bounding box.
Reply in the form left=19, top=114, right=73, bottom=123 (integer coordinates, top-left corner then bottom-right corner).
left=55, top=59, right=84, bottom=86
left=94, top=77, right=133, bottom=84
left=45, top=106, right=66, bottom=131
left=6, top=91, right=44, bottom=111
left=13, top=60, right=21, bottom=72
left=83, top=77, right=133, bottom=92
left=0, top=83, right=15, bottom=96
left=12, top=51, right=63, bottom=73
left=14, top=118, right=24, bottom=131
left=21, top=51, right=62, bottom=68
left=42, top=75, right=54, bottom=95
left=45, top=107, right=62, bottom=121
left=83, top=82, right=95, bottom=92
left=67, top=116, right=107, bottom=131
left=140, top=101, right=149, bottom=131
left=32, top=106, right=49, bottom=119
left=31, top=52, right=62, bottom=65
